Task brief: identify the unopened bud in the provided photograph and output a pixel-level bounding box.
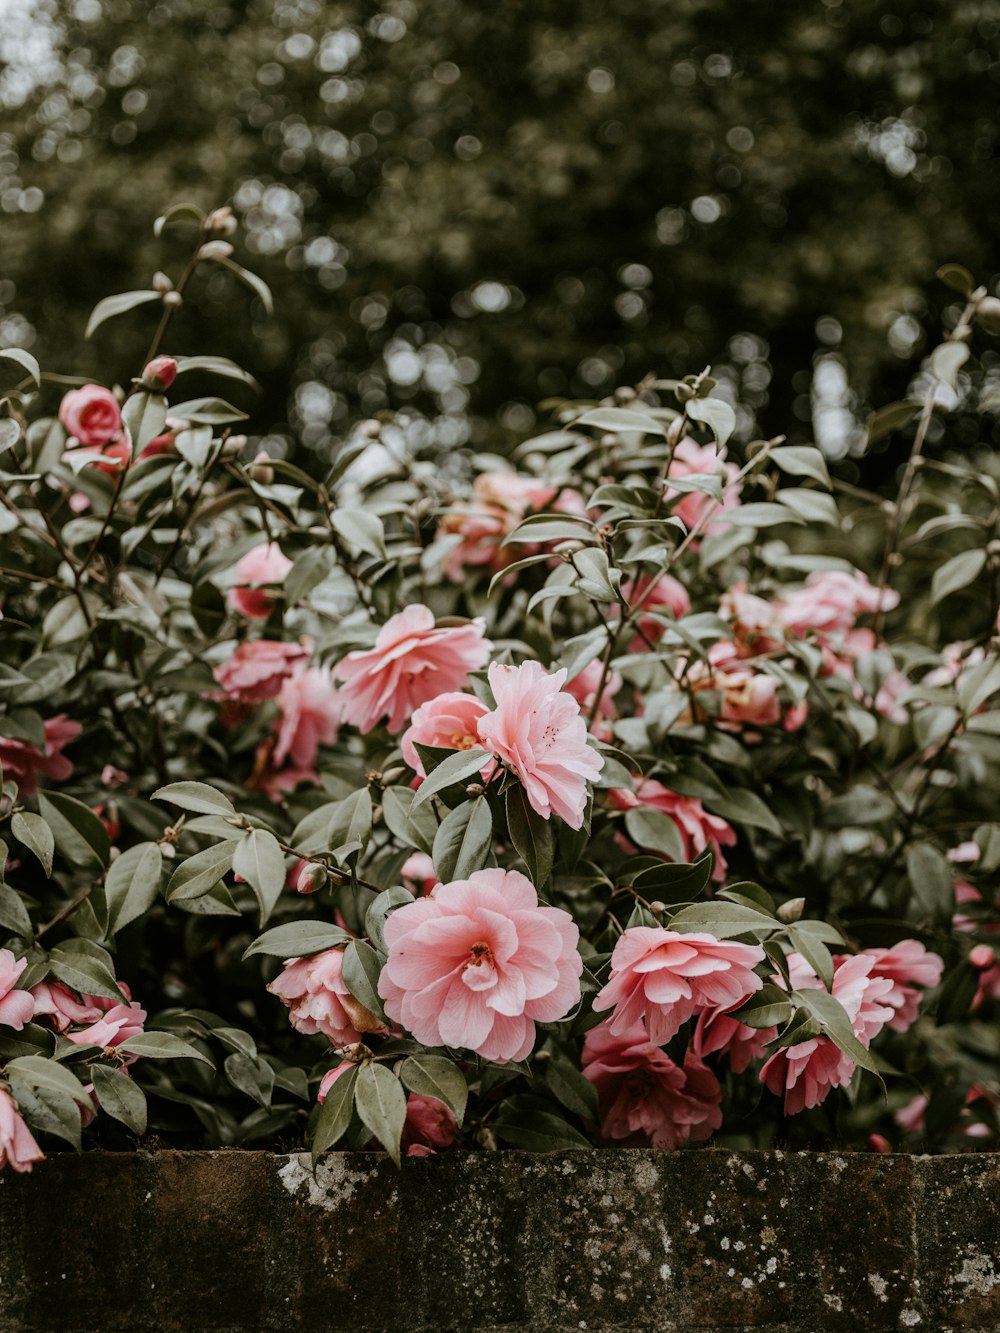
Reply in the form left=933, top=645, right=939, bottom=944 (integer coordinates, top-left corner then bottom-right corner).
left=867, top=1133, right=892, bottom=1155
left=142, top=356, right=177, bottom=391
left=199, top=239, right=235, bottom=261
left=221, top=434, right=247, bottom=458
left=152, top=271, right=174, bottom=293
left=358, top=418, right=381, bottom=439
left=649, top=901, right=667, bottom=916
left=666, top=415, right=685, bottom=446
left=206, top=206, right=238, bottom=238
left=476, top=1126, right=498, bottom=1152
left=248, top=450, right=274, bottom=485
left=466, top=782, right=485, bottom=796
left=674, top=381, right=696, bottom=404
left=969, top=944, right=995, bottom=970
left=976, top=295, right=1000, bottom=333
left=777, top=897, right=806, bottom=924
left=162, top=290, right=183, bottom=309
left=295, top=863, right=327, bottom=895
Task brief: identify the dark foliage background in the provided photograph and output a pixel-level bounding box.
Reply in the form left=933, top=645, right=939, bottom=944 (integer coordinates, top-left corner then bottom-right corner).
left=1, top=0, right=999, bottom=475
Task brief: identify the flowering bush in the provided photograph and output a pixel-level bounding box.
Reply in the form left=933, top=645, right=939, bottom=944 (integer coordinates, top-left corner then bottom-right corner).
left=0, top=211, right=998, bottom=1169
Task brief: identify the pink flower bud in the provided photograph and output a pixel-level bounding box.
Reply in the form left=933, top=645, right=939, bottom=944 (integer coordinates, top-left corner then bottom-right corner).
left=969, top=944, right=996, bottom=970
left=867, top=1133, right=892, bottom=1154
left=143, top=357, right=177, bottom=391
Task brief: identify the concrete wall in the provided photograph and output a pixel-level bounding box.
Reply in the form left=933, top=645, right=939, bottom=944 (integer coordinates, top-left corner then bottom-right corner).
left=0, top=1150, right=998, bottom=1331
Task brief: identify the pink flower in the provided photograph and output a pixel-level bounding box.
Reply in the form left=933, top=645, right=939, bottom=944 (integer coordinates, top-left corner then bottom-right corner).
left=401, top=852, right=440, bottom=896
left=65, top=1001, right=146, bottom=1050
left=760, top=954, right=895, bottom=1115
left=860, top=941, right=944, bottom=1032
left=213, top=640, right=309, bottom=709
left=0, top=715, right=81, bottom=799
left=593, top=928, right=765, bottom=1045
left=666, top=438, right=742, bottom=536
left=401, top=692, right=492, bottom=777
left=402, top=1093, right=460, bottom=1156
left=437, top=471, right=562, bottom=582
left=272, top=666, right=341, bottom=771
left=142, top=356, right=177, bottom=390
left=895, top=1086, right=997, bottom=1139
left=0, top=951, right=33, bottom=1032
left=269, top=948, right=364, bottom=1046
left=290, top=859, right=325, bottom=894
left=0, top=1088, right=44, bottom=1173
left=477, top=661, right=603, bottom=830
left=228, top=543, right=293, bottom=620
left=335, top=605, right=492, bottom=734
left=621, top=573, right=691, bottom=646
left=138, top=430, right=175, bottom=460
left=31, top=982, right=105, bottom=1032
left=693, top=1006, right=776, bottom=1073
left=378, top=868, right=582, bottom=1063
left=708, top=644, right=782, bottom=727
left=582, top=1019, right=722, bottom=1148
left=562, top=659, right=623, bottom=722
left=609, top=779, right=736, bottom=882
left=777, top=569, right=899, bottom=640
left=719, top=584, right=785, bottom=655
left=59, top=384, right=122, bottom=447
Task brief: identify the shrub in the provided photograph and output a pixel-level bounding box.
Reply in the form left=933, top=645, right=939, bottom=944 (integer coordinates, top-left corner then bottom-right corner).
left=0, top=212, right=997, bottom=1168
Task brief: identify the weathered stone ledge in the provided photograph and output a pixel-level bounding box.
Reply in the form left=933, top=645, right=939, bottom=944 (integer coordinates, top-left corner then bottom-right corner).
left=0, top=1149, right=998, bottom=1331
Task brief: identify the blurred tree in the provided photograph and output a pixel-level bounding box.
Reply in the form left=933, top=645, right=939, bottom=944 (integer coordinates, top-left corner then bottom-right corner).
left=0, top=0, right=998, bottom=473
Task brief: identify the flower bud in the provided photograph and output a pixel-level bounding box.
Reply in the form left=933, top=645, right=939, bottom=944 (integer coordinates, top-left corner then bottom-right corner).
left=358, top=418, right=382, bottom=439
left=969, top=944, right=995, bottom=970
left=294, top=863, right=327, bottom=895
left=975, top=295, right=1000, bottom=333
left=206, top=206, right=238, bottom=237
left=152, top=271, right=174, bottom=293
left=162, top=290, right=183, bottom=310
left=199, top=240, right=235, bottom=261
left=777, top=897, right=806, bottom=924
left=867, top=1133, right=892, bottom=1155
left=221, top=434, right=247, bottom=458
left=142, top=356, right=177, bottom=391
left=248, top=450, right=274, bottom=485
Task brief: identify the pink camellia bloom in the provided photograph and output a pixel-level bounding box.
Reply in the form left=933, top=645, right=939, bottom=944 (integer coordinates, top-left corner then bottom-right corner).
left=760, top=954, right=895, bottom=1115
left=895, top=1085, right=997, bottom=1139
left=719, top=584, right=785, bottom=656
left=401, top=1093, right=461, bottom=1157
left=31, top=982, right=106, bottom=1032
left=401, top=852, right=440, bottom=896
left=608, top=779, right=737, bottom=883
left=693, top=1006, right=777, bottom=1073
left=0, top=951, right=34, bottom=1031
left=777, top=569, right=899, bottom=640
left=227, top=542, right=294, bottom=619
left=269, top=948, right=363, bottom=1047
left=476, top=661, right=603, bottom=830
left=562, top=659, right=623, bottom=723
left=401, top=692, right=492, bottom=777
left=437, top=470, right=563, bottom=582
left=0, top=1088, right=44, bottom=1173
left=58, top=384, right=122, bottom=447
left=378, top=868, right=582, bottom=1063
left=272, top=666, right=341, bottom=771
left=621, top=573, right=691, bottom=646
left=708, top=643, right=783, bottom=728
left=0, top=715, right=81, bottom=799
left=593, top=928, right=765, bottom=1045
left=138, top=431, right=175, bottom=460
left=65, top=1000, right=146, bottom=1050
left=335, top=604, right=492, bottom=734
left=582, top=1019, right=722, bottom=1149
left=860, top=941, right=945, bottom=1032
left=142, top=356, right=177, bottom=390
left=665, top=438, right=742, bottom=536
left=213, top=640, right=309, bottom=710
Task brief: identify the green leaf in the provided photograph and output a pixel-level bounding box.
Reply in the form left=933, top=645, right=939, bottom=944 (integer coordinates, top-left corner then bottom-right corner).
left=11, top=811, right=54, bottom=876
left=312, top=1064, right=359, bottom=1159
left=4, top=1074, right=82, bottom=1149
left=327, top=789, right=373, bottom=861
left=411, top=749, right=491, bottom=809
left=730, top=984, right=792, bottom=1029
left=153, top=202, right=205, bottom=236
left=5, top=1054, right=92, bottom=1103
left=433, top=798, right=494, bottom=883
left=332, top=508, right=387, bottom=560
left=382, top=786, right=437, bottom=854
left=103, top=842, right=162, bottom=934
left=243, top=920, right=351, bottom=960
left=85, top=290, right=160, bottom=339
left=0, top=347, right=41, bottom=386
left=173, top=355, right=260, bottom=390
left=936, top=262, right=974, bottom=296
left=731, top=502, right=804, bottom=529
left=38, top=791, right=110, bottom=870
left=769, top=445, right=831, bottom=488
left=0, top=418, right=21, bottom=454
left=546, top=1055, right=599, bottom=1121
left=493, top=1108, right=591, bottom=1152
left=48, top=939, right=124, bottom=1002
left=354, top=1062, right=407, bottom=1165
left=930, top=340, right=969, bottom=389
left=776, top=488, right=840, bottom=526
left=936, top=963, right=979, bottom=1024
left=365, top=887, right=414, bottom=954
left=341, top=940, right=386, bottom=1021
left=573, top=406, right=666, bottom=436
left=224, top=1052, right=274, bottom=1109
left=573, top=547, right=621, bottom=603
left=866, top=400, right=921, bottom=445
left=623, top=807, right=686, bottom=862
left=285, top=547, right=335, bottom=604
left=668, top=901, right=778, bottom=938
left=399, top=1054, right=468, bottom=1125
left=931, top=548, right=986, bottom=606
left=686, top=397, right=736, bottom=447
left=122, top=391, right=167, bottom=451
left=91, top=1064, right=147, bottom=1135
left=506, top=785, right=555, bottom=886
left=0, top=884, right=33, bottom=938
left=793, top=988, right=884, bottom=1084
left=168, top=396, right=249, bottom=425
left=210, top=256, right=274, bottom=315
left=905, top=842, right=955, bottom=919
left=703, top=788, right=781, bottom=836
left=165, top=841, right=237, bottom=903
left=784, top=924, right=834, bottom=988
left=152, top=781, right=236, bottom=817
left=232, top=828, right=287, bottom=927
left=118, top=1031, right=213, bottom=1065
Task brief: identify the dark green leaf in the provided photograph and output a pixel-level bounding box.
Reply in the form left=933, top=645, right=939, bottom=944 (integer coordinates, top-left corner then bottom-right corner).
left=11, top=811, right=53, bottom=876
left=432, top=797, right=494, bottom=882
left=243, top=920, right=351, bottom=961
left=399, top=1054, right=468, bottom=1125
left=354, top=1062, right=407, bottom=1165
left=91, top=1064, right=147, bottom=1135
left=506, top=785, right=554, bottom=886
